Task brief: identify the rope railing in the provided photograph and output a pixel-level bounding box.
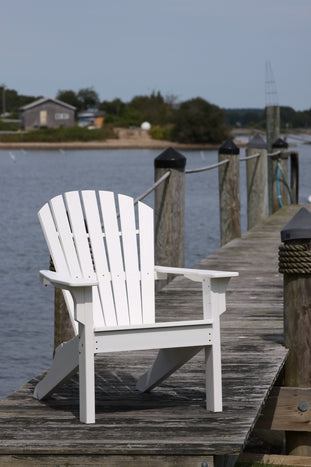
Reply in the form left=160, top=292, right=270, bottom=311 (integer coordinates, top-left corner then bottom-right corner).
left=239, top=152, right=260, bottom=162
left=133, top=170, right=170, bottom=205
left=131, top=143, right=297, bottom=222
left=185, top=158, right=229, bottom=174
left=267, top=150, right=281, bottom=158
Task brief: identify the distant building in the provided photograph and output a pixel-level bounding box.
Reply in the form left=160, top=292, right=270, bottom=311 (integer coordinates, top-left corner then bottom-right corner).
left=77, top=110, right=104, bottom=128
left=19, top=98, right=76, bottom=130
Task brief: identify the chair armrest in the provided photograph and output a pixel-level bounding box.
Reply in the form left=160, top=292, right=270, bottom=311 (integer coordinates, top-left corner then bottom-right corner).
left=40, top=270, right=98, bottom=290
left=154, top=265, right=238, bottom=282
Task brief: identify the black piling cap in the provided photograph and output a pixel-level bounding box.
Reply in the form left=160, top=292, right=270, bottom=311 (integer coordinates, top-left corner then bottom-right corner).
left=154, top=147, right=186, bottom=169
left=281, top=208, right=311, bottom=242
left=272, top=137, right=288, bottom=149
left=219, top=139, right=240, bottom=155
left=247, top=133, right=267, bottom=149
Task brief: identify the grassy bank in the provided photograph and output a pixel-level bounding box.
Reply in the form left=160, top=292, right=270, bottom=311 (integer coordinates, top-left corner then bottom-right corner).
left=0, top=125, right=116, bottom=143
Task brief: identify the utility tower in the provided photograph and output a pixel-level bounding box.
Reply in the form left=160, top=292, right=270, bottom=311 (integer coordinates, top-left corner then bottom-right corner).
left=265, top=60, right=279, bottom=107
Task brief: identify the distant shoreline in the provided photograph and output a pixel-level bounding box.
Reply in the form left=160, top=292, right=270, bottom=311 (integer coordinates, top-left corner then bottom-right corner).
left=0, top=127, right=308, bottom=151
left=0, top=127, right=251, bottom=150
left=0, top=139, right=246, bottom=151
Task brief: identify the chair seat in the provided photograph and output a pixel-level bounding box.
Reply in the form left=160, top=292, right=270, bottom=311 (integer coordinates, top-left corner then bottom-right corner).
left=94, top=318, right=213, bottom=333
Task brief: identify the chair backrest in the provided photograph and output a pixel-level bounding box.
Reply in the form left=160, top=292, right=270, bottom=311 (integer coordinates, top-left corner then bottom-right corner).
left=38, top=190, right=155, bottom=332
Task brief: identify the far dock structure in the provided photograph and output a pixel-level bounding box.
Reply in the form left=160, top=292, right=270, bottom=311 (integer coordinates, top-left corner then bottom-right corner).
left=1, top=204, right=302, bottom=466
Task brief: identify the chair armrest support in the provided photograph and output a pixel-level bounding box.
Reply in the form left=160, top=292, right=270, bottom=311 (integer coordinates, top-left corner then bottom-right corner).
left=154, top=265, right=238, bottom=282
left=40, top=270, right=98, bottom=291
left=40, top=270, right=97, bottom=326
left=154, top=265, right=238, bottom=319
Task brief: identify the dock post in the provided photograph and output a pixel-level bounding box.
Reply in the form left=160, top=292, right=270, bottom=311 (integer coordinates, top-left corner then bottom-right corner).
left=269, top=138, right=289, bottom=214
left=246, top=133, right=267, bottom=230
left=279, top=208, right=311, bottom=455
left=290, top=151, right=299, bottom=204
left=50, top=258, right=75, bottom=353
left=218, top=139, right=241, bottom=246
left=266, top=105, right=280, bottom=154
left=266, top=105, right=280, bottom=215
left=154, top=147, right=186, bottom=288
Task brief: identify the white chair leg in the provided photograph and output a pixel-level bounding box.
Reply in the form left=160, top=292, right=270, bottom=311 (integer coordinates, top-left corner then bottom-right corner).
left=205, top=342, right=222, bottom=412
left=78, top=323, right=95, bottom=424
left=136, top=346, right=202, bottom=392
left=34, top=336, right=79, bottom=400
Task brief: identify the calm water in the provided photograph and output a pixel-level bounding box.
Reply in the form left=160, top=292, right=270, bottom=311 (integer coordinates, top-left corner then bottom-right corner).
left=0, top=143, right=310, bottom=400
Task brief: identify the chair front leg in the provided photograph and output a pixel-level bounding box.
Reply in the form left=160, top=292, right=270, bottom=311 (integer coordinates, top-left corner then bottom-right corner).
left=79, top=322, right=95, bottom=423
left=72, top=287, right=95, bottom=424
left=205, top=321, right=222, bottom=412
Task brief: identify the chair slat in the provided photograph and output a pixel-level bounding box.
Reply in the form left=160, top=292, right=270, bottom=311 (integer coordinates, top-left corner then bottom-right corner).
left=81, top=191, right=117, bottom=327
left=138, top=201, right=155, bottom=324
left=99, top=191, right=130, bottom=326
left=38, top=203, right=69, bottom=274
left=65, top=191, right=105, bottom=329
left=64, top=191, right=95, bottom=278
left=50, top=195, right=82, bottom=278
left=38, top=202, right=77, bottom=334
left=118, top=194, right=142, bottom=325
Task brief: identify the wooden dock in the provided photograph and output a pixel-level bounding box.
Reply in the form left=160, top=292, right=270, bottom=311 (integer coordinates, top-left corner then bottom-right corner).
left=0, top=205, right=304, bottom=466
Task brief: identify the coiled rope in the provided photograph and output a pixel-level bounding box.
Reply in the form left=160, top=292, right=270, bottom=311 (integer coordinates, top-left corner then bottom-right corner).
left=279, top=241, right=311, bottom=274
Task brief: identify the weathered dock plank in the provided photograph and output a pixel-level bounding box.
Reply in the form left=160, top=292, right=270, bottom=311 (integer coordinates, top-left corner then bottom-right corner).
left=0, top=205, right=304, bottom=465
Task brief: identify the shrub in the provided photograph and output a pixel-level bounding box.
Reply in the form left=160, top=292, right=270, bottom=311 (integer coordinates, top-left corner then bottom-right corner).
left=171, top=97, right=229, bottom=144
left=149, top=125, right=173, bottom=141
left=0, top=120, right=20, bottom=131
left=0, top=125, right=116, bottom=143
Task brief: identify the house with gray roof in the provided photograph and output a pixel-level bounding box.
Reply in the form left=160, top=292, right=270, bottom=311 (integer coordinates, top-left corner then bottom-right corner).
left=20, top=98, right=76, bottom=130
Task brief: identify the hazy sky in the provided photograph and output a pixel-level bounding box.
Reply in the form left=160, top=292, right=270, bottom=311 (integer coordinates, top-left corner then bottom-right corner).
left=2, top=0, right=310, bottom=110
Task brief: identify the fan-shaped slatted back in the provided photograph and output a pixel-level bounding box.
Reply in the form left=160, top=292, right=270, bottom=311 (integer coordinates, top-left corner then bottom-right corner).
left=38, top=190, right=155, bottom=333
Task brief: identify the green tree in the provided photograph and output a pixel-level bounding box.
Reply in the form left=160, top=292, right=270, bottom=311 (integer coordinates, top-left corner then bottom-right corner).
left=280, top=106, right=311, bottom=129
left=0, top=86, right=41, bottom=115
left=56, top=89, right=80, bottom=109
left=77, top=87, right=100, bottom=111
left=225, top=108, right=265, bottom=128
left=128, top=91, right=169, bottom=125
left=0, top=88, right=18, bottom=114
left=99, top=91, right=176, bottom=127
left=99, top=98, right=126, bottom=123
left=171, top=97, right=229, bottom=144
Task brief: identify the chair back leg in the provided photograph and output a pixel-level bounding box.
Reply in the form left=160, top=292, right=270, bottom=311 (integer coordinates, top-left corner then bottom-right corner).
left=136, top=346, right=202, bottom=393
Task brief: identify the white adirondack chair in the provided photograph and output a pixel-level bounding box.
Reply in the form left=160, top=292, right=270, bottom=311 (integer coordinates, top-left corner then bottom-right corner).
left=34, top=190, right=238, bottom=423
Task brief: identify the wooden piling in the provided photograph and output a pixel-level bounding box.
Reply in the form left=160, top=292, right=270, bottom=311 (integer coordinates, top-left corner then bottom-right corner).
left=218, top=139, right=241, bottom=246
left=246, top=133, right=268, bottom=230
left=266, top=105, right=280, bottom=215
left=54, top=290, right=75, bottom=352
left=50, top=258, right=75, bottom=353
left=279, top=208, right=311, bottom=455
left=290, top=151, right=299, bottom=204
left=266, top=105, right=280, bottom=153
left=154, top=147, right=186, bottom=287
left=269, top=138, right=289, bottom=214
